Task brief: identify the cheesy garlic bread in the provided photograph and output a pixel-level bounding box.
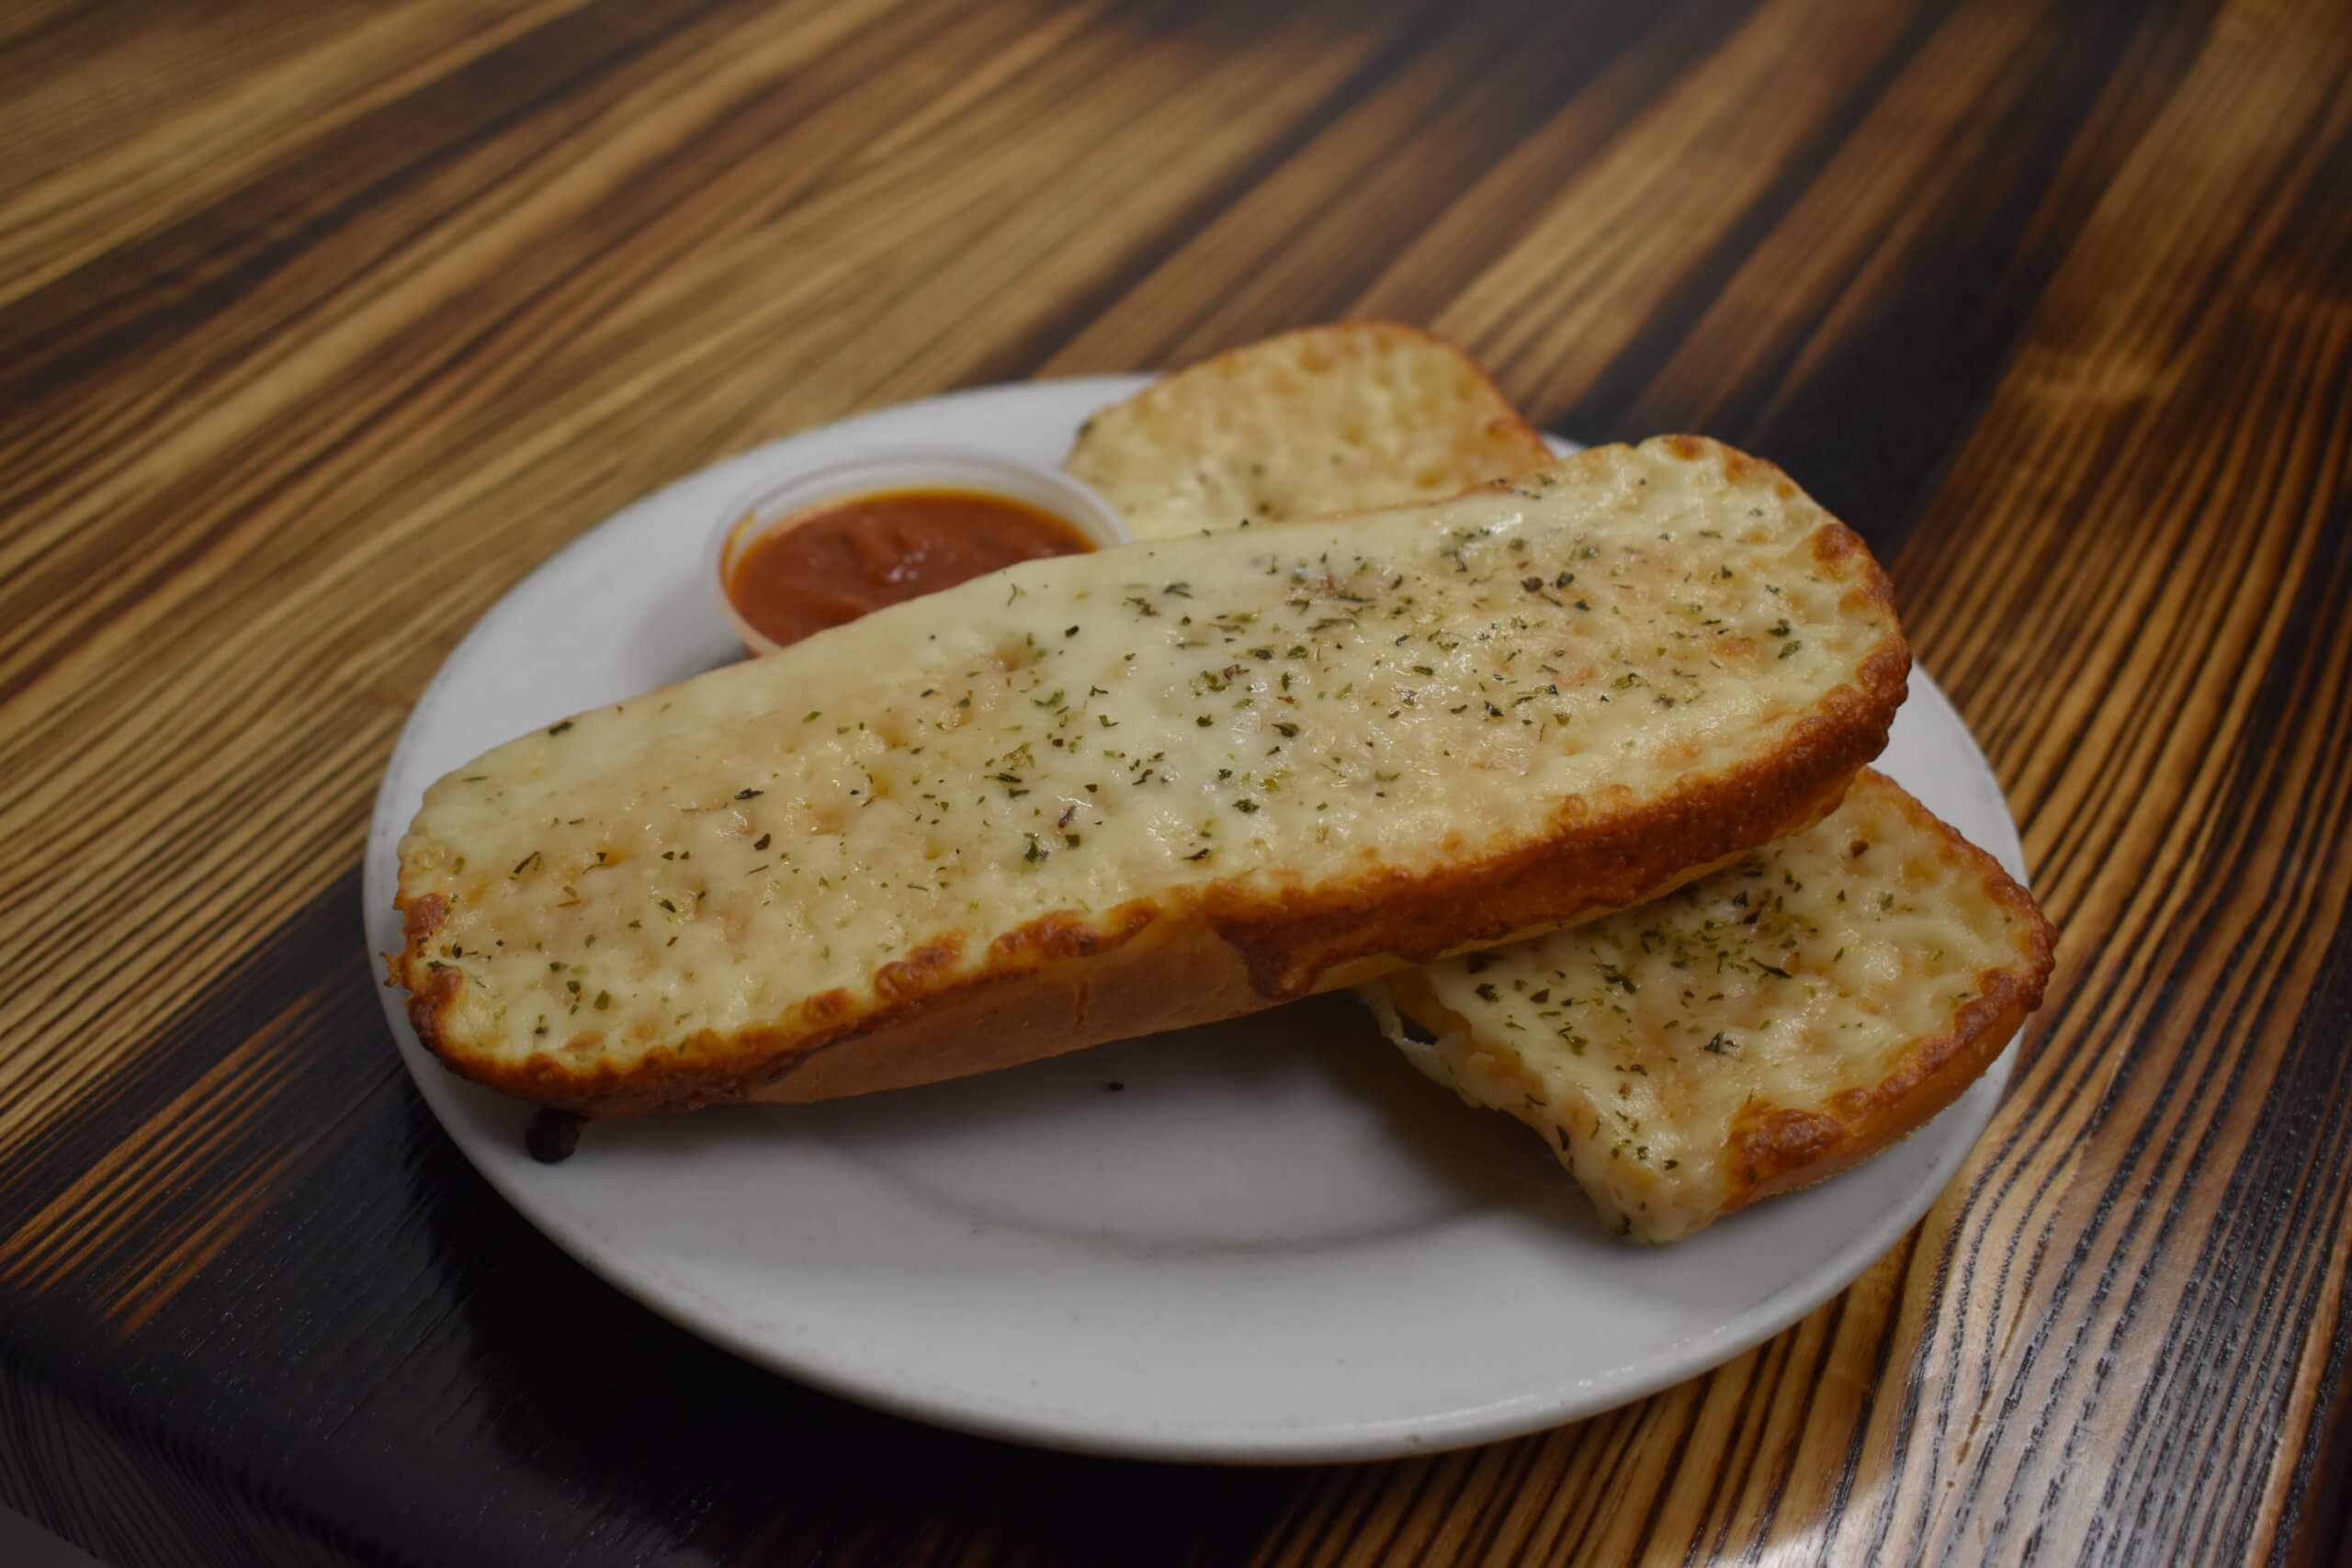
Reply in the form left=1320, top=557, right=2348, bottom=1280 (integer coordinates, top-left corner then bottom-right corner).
left=1066, top=321, right=1555, bottom=541
left=1361, top=771, right=2054, bottom=1240
left=395, top=436, right=1905, bottom=1113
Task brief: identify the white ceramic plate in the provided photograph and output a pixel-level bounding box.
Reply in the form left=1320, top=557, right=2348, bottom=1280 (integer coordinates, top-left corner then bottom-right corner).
left=366, top=378, right=2030, bottom=1462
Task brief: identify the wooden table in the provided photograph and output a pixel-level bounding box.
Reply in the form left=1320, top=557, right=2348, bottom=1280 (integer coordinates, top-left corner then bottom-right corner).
left=6, top=2, right=2347, bottom=1562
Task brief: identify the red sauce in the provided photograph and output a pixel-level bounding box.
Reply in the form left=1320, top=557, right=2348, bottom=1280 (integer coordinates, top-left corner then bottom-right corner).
left=726, top=488, right=1094, bottom=649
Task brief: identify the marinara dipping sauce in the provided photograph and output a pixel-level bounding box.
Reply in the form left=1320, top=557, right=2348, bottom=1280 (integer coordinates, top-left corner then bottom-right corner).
left=725, top=489, right=1095, bottom=650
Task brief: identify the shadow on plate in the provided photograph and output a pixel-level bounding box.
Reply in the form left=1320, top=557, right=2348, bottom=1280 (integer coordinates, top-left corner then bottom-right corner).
left=568, top=992, right=1613, bottom=1256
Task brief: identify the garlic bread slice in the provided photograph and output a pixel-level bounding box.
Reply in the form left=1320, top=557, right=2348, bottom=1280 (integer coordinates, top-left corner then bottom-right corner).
left=1363, top=772, right=2052, bottom=1242
left=1067, top=321, right=1554, bottom=540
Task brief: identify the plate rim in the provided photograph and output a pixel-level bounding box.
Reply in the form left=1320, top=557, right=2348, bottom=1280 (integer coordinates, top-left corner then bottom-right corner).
left=364, top=377, right=2026, bottom=1462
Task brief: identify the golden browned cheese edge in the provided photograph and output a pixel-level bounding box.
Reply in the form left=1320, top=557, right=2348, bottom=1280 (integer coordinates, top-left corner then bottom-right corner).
left=393, top=436, right=1908, bottom=1115
left=1381, top=771, right=2057, bottom=1232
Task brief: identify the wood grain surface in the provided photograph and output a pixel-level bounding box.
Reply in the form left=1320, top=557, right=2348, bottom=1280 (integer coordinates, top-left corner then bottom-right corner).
left=3, top=1, right=2348, bottom=1563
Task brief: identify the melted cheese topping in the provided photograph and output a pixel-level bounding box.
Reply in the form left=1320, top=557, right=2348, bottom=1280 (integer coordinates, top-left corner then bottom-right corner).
left=399, top=438, right=1897, bottom=1077
left=1373, top=773, right=2046, bottom=1242
left=1067, top=322, right=1555, bottom=540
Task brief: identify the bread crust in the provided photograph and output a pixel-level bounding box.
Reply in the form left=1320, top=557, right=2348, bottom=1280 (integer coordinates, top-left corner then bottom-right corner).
left=394, top=437, right=1908, bottom=1116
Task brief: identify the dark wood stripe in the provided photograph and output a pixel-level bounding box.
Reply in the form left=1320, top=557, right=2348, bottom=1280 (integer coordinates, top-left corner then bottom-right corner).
left=958, top=0, right=1476, bottom=387
left=1811, top=1233, right=1921, bottom=1568
left=1721, top=2, right=2212, bottom=555
left=2278, top=1034, right=2352, bottom=1568
left=0, top=0, right=732, bottom=421
left=985, top=0, right=1695, bottom=385
left=0, top=865, right=367, bottom=1235
left=1739, top=1289, right=1853, bottom=1562
left=2075, top=517, right=2352, bottom=1562
left=1548, top=0, right=1949, bottom=456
